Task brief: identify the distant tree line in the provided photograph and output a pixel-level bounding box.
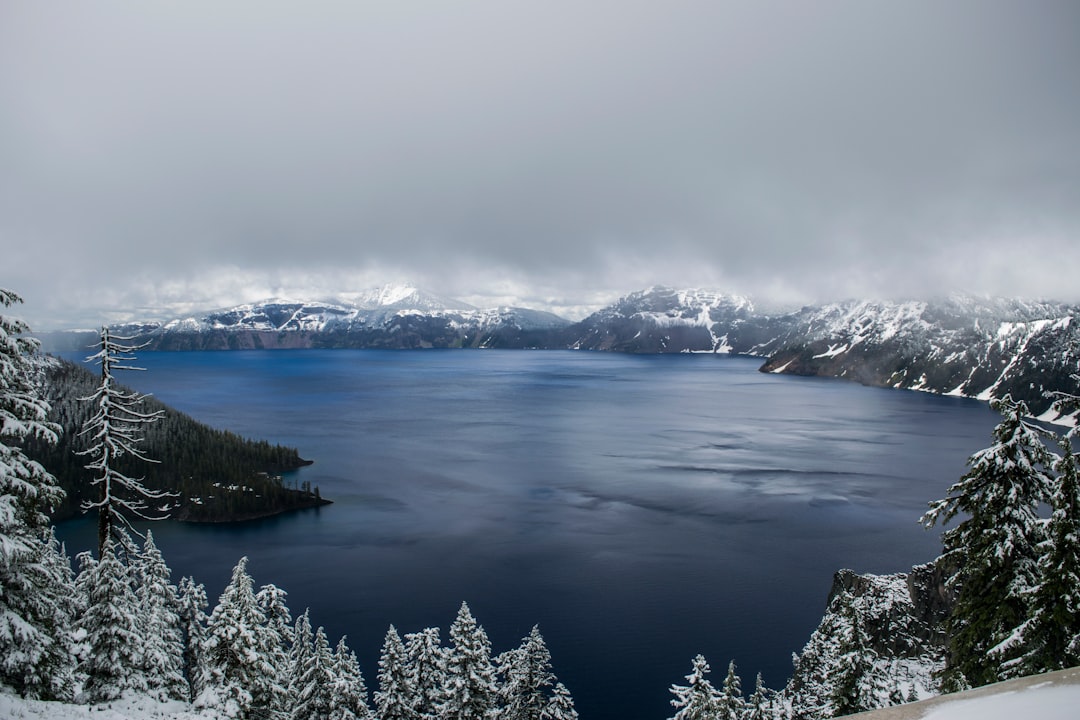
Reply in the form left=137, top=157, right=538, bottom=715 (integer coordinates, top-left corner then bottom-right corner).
left=22, top=357, right=323, bottom=523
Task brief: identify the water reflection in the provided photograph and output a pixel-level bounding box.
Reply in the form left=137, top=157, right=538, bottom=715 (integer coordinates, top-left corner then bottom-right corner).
left=56, top=350, right=1000, bottom=719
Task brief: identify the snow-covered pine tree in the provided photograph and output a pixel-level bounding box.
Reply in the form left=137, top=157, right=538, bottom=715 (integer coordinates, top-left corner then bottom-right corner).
left=1006, top=432, right=1080, bottom=674
left=329, top=635, right=374, bottom=720
left=197, top=556, right=286, bottom=719
left=257, top=582, right=294, bottom=653
left=499, top=625, right=556, bottom=720
left=136, top=530, right=186, bottom=700
left=785, top=608, right=844, bottom=720
left=177, top=575, right=208, bottom=700
left=540, top=682, right=578, bottom=720
left=921, top=395, right=1055, bottom=687
left=78, top=327, right=171, bottom=557
left=441, top=602, right=498, bottom=720
left=254, top=582, right=291, bottom=705
left=404, top=626, right=445, bottom=720
left=718, top=660, right=745, bottom=720
left=292, top=625, right=336, bottom=720
left=73, top=550, right=97, bottom=619
left=669, top=654, right=723, bottom=720
left=78, top=535, right=146, bottom=702
left=289, top=609, right=314, bottom=703
left=828, top=593, right=882, bottom=717
left=20, top=527, right=78, bottom=700
left=745, top=673, right=776, bottom=720
left=376, top=624, right=415, bottom=720
left=0, top=289, right=74, bottom=699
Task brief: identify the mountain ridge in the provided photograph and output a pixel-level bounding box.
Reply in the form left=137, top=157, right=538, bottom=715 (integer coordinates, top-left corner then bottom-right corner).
left=35, top=284, right=1080, bottom=418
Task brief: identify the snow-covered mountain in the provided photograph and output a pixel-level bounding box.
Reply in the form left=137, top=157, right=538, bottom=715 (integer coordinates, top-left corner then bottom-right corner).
left=39, top=284, right=1079, bottom=417
left=559, top=287, right=1079, bottom=418
left=94, top=284, right=572, bottom=351
left=564, top=286, right=758, bottom=353
left=754, top=296, right=1079, bottom=418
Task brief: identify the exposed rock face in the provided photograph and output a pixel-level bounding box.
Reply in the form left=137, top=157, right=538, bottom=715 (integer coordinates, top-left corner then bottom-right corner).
left=782, top=564, right=953, bottom=719
left=560, top=286, right=757, bottom=353
left=756, top=298, right=1078, bottom=416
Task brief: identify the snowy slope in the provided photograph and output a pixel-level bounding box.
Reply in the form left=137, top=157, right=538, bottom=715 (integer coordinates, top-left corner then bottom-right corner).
left=562, top=289, right=1079, bottom=416
left=38, top=285, right=1079, bottom=415
left=755, top=296, right=1079, bottom=416
left=96, top=284, right=572, bottom=351
left=847, top=665, right=1080, bottom=720
left=782, top=564, right=950, bottom=717
left=565, top=286, right=758, bottom=353
left=0, top=692, right=214, bottom=720
left=4, top=667, right=1077, bottom=720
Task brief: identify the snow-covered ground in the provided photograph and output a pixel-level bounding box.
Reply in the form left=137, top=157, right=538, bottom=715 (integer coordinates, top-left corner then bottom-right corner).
left=0, top=693, right=212, bottom=720
left=920, top=684, right=1080, bottom=720
left=4, top=676, right=1080, bottom=720
left=850, top=666, right=1080, bottom=720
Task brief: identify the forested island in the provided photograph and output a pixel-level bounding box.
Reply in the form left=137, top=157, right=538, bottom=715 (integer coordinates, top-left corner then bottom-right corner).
left=23, top=357, right=328, bottom=523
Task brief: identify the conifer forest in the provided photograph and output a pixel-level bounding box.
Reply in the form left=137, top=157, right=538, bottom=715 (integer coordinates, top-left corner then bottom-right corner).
left=2, top=287, right=1079, bottom=720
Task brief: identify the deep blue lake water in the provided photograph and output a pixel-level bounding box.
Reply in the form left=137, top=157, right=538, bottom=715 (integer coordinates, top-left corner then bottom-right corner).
left=55, top=349, right=1001, bottom=719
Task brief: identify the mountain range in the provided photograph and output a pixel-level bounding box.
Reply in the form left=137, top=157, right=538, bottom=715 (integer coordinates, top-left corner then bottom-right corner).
left=38, top=284, right=1079, bottom=419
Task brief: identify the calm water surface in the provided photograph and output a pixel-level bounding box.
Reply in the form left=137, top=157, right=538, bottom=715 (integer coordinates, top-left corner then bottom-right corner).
left=56, top=350, right=1001, bottom=719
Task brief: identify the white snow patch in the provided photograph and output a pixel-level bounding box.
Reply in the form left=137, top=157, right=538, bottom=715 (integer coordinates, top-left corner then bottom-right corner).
left=920, top=684, right=1080, bottom=720
left=0, top=691, right=216, bottom=719
left=813, top=344, right=848, bottom=359
left=1038, top=407, right=1079, bottom=428
left=769, top=359, right=795, bottom=374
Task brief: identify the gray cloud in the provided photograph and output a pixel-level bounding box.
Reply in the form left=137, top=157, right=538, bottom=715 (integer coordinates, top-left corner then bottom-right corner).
left=2, top=1, right=1079, bottom=329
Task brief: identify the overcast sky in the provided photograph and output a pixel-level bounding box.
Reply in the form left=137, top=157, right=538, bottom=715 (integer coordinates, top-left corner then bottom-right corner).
left=2, top=1, right=1079, bottom=329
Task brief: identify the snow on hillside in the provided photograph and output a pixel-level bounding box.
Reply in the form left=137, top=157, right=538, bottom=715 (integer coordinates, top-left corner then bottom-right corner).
left=5, top=673, right=1079, bottom=720
left=851, top=666, right=1080, bottom=720
left=0, top=691, right=212, bottom=719
left=919, top=685, right=1080, bottom=720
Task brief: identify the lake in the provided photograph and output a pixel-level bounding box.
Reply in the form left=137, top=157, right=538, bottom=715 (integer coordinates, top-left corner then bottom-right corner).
left=55, top=349, right=1001, bottom=719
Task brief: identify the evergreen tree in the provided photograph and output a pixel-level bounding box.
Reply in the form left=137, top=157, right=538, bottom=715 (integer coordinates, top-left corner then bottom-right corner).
left=77, top=327, right=171, bottom=556
left=921, top=396, right=1055, bottom=687
left=669, top=654, right=722, bottom=720
left=257, top=582, right=294, bottom=653
left=289, top=609, right=315, bottom=706
left=73, top=550, right=97, bottom=620
left=292, top=625, right=336, bottom=720
left=887, top=681, right=905, bottom=707
left=177, top=575, right=208, bottom=700
left=19, top=528, right=77, bottom=700
left=828, top=594, right=880, bottom=717
left=745, top=673, right=775, bottom=720
left=1007, top=433, right=1080, bottom=674
left=79, top=536, right=146, bottom=702
left=540, top=682, right=578, bottom=720
left=500, top=625, right=556, bottom=720
left=376, top=624, right=415, bottom=720
left=197, top=556, right=286, bottom=719
left=330, top=635, right=374, bottom=720
left=136, top=530, right=186, bottom=700
left=404, top=626, right=445, bottom=720
left=0, top=289, right=73, bottom=698
left=718, top=660, right=744, bottom=720
left=441, top=602, right=498, bottom=720
left=253, top=582, right=291, bottom=707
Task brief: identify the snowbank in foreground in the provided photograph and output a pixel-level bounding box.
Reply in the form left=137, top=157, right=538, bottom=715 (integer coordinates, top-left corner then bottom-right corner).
left=852, top=666, right=1080, bottom=720
left=4, top=670, right=1080, bottom=720
left=920, top=683, right=1080, bottom=720
left=0, top=692, right=214, bottom=720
